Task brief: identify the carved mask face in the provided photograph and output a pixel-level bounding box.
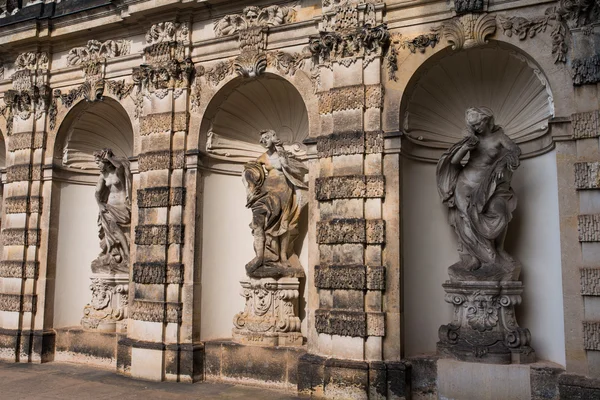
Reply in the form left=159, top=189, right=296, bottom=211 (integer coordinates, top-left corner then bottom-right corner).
left=246, top=10, right=258, bottom=25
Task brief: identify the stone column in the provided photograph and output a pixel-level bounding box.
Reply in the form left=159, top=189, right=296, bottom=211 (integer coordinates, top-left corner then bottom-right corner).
left=119, top=20, right=202, bottom=382
left=0, top=50, right=55, bottom=362
left=298, top=2, right=408, bottom=398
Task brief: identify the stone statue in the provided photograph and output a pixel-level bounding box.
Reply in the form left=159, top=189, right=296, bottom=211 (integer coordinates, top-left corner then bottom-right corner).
left=243, top=129, right=308, bottom=278
left=436, top=107, right=521, bottom=282
left=91, top=148, right=131, bottom=274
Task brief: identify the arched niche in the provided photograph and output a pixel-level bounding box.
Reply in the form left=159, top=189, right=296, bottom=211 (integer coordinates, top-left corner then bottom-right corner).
left=51, top=98, right=133, bottom=330
left=400, top=43, right=554, bottom=162
left=198, top=74, right=310, bottom=341
left=400, top=44, right=565, bottom=365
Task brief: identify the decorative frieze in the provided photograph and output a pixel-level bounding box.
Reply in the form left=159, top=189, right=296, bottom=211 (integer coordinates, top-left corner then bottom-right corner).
left=137, top=187, right=185, bottom=208
left=317, top=131, right=365, bottom=158
left=367, top=266, right=386, bottom=291
left=572, top=55, right=600, bottom=86
left=575, top=162, right=600, bottom=189
left=139, top=112, right=187, bottom=135
left=134, top=224, right=184, bottom=245
left=315, top=265, right=366, bottom=290
left=578, top=215, right=600, bottom=242
left=5, top=196, right=42, bottom=214
left=2, top=229, right=40, bottom=246
left=214, top=5, right=296, bottom=37
left=317, top=218, right=385, bottom=244
left=132, top=262, right=184, bottom=284
left=434, top=13, right=496, bottom=51
left=0, top=294, right=36, bottom=312
left=365, top=131, right=383, bottom=153
left=316, top=175, right=385, bottom=200
left=583, top=321, right=600, bottom=351
left=315, top=309, right=366, bottom=337
left=6, top=164, right=42, bottom=183
left=318, top=85, right=364, bottom=114
left=8, top=132, right=45, bottom=151
left=67, top=39, right=130, bottom=66
left=129, top=300, right=182, bottom=323
left=138, top=150, right=185, bottom=172
left=581, top=268, right=600, bottom=296
left=0, top=261, right=38, bottom=279
left=572, top=111, right=600, bottom=139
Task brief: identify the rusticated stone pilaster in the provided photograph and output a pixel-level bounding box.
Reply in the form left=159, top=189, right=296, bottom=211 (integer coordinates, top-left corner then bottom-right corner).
left=132, top=262, right=183, bottom=284
left=0, top=294, right=36, bottom=312
left=315, top=265, right=366, bottom=290
left=129, top=300, right=182, bottom=323
left=6, top=164, right=42, bottom=183
left=0, top=261, right=38, bottom=279
left=581, top=268, right=600, bottom=296
left=317, top=131, right=364, bottom=158
left=572, top=110, right=600, bottom=139
left=575, top=162, right=600, bottom=189
left=8, top=132, right=45, bottom=151
left=137, top=187, right=185, bottom=208
left=583, top=321, right=600, bottom=350
left=2, top=229, right=40, bottom=246
left=315, top=175, right=385, bottom=200
left=139, top=111, right=187, bottom=135
left=578, top=215, right=600, bottom=242
left=315, top=309, right=367, bottom=337
left=138, top=150, right=185, bottom=172
left=135, top=224, right=184, bottom=245
left=4, top=196, right=42, bottom=214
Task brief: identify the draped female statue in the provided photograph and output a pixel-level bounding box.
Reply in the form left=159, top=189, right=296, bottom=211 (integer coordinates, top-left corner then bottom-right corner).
left=243, top=129, right=308, bottom=278
left=91, top=148, right=131, bottom=274
left=436, top=107, right=521, bottom=282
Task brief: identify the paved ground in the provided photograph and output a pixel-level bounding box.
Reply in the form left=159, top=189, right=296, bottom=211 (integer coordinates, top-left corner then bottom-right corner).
left=0, top=361, right=301, bottom=399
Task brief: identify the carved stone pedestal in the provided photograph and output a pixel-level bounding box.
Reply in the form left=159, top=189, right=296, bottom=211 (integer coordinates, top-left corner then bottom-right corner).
left=232, top=277, right=303, bottom=347
left=81, top=274, right=129, bottom=333
left=437, top=281, right=535, bottom=364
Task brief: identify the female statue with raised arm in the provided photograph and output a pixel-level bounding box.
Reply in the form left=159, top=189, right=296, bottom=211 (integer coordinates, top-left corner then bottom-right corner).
left=243, top=129, right=308, bottom=278
left=91, top=148, right=132, bottom=274
left=436, top=107, right=521, bottom=282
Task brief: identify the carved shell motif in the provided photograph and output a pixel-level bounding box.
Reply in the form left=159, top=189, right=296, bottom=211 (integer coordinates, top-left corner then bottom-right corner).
left=403, top=46, right=554, bottom=160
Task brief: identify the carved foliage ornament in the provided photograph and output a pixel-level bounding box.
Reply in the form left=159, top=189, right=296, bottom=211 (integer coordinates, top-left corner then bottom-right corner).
left=214, top=5, right=296, bottom=37
left=146, top=21, right=189, bottom=45
left=433, top=13, right=497, bottom=51
left=67, top=40, right=131, bottom=66
left=15, top=52, right=49, bottom=71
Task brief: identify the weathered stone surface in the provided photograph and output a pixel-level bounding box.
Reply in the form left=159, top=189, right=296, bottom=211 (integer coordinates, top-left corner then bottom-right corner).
left=578, top=214, right=600, bottom=242
left=583, top=321, right=600, bottom=350
left=134, top=224, right=184, bottom=245
left=572, top=54, right=600, bottom=86
left=454, top=0, right=484, bottom=14
left=138, top=150, right=185, bottom=172
left=6, top=164, right=42, bottom=183
left=572, top=110, right=600, bottom=139
left=137, top=187, right=185, bottom=208
left=4, top=196, right=42, bottom=214
left=315, top=175, right=385, bottom=200
left=530, top=364, right=562, bottom=400
left=139, top=111, right=187, bottom=135
left=132, top=262, right=183, bottom=284
left=55, top=327, right=117, bottom=363
left=575, top=162, right=600, bottom=189
left=129, top=300, right=182, bottom=323
left=366, top=266, right=386, bottom=291
left=559, top=374, right=600, bottom=399
left=314, top=265, right=366, bottom=290
left=8, top=132, right=45, bottom=151
left=366, top=312, right=385, bottom=336
left=318, top=85, right=364, bottom=114
left=0, top=294, right=36, bottom=312
left=365, top=85, right=384, bottom=109
left=581, top=268, right=600, bottom=296
left=317, top=218, right=385, bottom=244
left=365, top=131, right=383, bottom=154
left=2, top=229, right=40, bottom=246
left=317, top=131, right=365, bottom=158
left=406, top=355, right=438, bottom=400
left=315, top=309, right=366, bottom=337
left=0, top=261, right=38, bottom=279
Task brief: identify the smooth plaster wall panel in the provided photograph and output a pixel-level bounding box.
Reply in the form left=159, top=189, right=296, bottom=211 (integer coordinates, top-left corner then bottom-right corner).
left=402, top=151, right=566, bottom=366
left=200, top=172, right=309, bottom=340
left=53, top=183, right=98, bottom=328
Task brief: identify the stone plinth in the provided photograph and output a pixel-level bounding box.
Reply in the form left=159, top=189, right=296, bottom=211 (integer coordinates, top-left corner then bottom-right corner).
left=232, top=277, right=303, bottom=347
left=437, top=281, right=535, bottom=364
left=81, top=274, right=129, bottom=333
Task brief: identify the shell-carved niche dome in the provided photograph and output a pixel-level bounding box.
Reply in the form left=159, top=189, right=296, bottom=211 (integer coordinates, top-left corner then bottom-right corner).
left=402, top=46, right=554, bottom=161
left=61, top=99, right=133, bottom=170
left=206, top=75, right=309, bottom=163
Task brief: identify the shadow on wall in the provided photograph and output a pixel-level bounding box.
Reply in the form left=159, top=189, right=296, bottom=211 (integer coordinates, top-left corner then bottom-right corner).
left=402, top=151, right=566, bottom=366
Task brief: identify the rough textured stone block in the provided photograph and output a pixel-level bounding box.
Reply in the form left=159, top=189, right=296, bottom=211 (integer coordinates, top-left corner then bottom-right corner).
left=578, top=214, right=600, bottom=242
left=2, top=229, right=40, bottom=246
left=8, top=132, right=45, bottom=151
left=137, top=187, right=185, bottom=208
left=584, top=321, right=600, bottom=350
left=572, top=110, right=600, bottom=139
left=139, top=111, right=187, bottom=135
left=317, top=218, right=385, bottom=244
left=132, top=262, right=183, bottom=284
left=0, top=261, right=38, bottom=279
left=129, top=300, right=182, bottom=323
left=367, top=266, right=386, bottom=291
left=6, top=164, right=42, bottom=183
left=317, top=131, right=364, bottom=158
left=315, top=309, right=366, bottom=337
left=0, top=293, right=36, bottom=312
left=581, top=268, right=600, bottom=295
left=575, top=162, right=600, bottom=189
left=134, top=224, right=184, bottom=245
left=315, top=265, right=366, bottom=290
left=365, top=131, right=383, bottom=154
left=138, top=150, right=185, bottom=172
left=316, top=175, right=385, bottom=200
left=319, top=85, right=364, bottom=114
left=4, top=196, right=42, bottom=214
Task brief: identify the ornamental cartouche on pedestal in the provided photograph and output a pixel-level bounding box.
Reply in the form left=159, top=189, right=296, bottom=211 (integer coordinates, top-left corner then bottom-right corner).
left=232, top=129, right=307, bottom=347
left=436, top=107, right=535, bottom=363
left=81, top=149, right=131, bottom=333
